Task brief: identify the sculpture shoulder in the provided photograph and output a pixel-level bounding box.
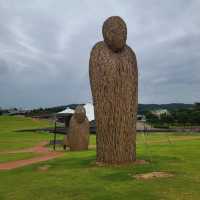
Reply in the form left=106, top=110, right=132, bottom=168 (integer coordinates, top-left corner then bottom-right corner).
left=124, top=45, right=137, bottom=60
left=89, top=41, right=110, bottom=72
left=90, top=41, right=107, bottom=58
left=123, top=45, right=138, bottom=69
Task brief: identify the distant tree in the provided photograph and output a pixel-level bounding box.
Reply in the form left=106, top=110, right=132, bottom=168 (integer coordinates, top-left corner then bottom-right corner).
left=176, top=111, right=189, bottom=127
left=160, top=113, right=174, bottom=124
left=189, top=111, right=200, bottom=125
left=193, top=103, right=200, bottom=111
left=145, top=112, right=160, bottom=124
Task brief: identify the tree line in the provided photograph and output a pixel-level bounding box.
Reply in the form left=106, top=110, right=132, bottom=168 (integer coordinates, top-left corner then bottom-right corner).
left=145, top=103, right=200, bottom=128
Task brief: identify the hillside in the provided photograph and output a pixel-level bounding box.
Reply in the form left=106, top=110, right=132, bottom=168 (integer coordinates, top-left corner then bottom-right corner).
left=24, top=103, right=193, bottom=117
left=138, top=103, right=193, bottom=114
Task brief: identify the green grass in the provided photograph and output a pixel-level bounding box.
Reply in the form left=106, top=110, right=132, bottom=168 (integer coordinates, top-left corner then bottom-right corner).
left=0, top=116, right=200, bottom=200
left=0, top=152, right=40, bottom=163
left=0, top=116, right=52, bottom=151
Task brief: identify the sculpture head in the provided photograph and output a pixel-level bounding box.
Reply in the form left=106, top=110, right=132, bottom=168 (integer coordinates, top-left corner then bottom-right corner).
left=74, top=105, right=86, bottom=123
left=102, top=16, right=127, bottom=52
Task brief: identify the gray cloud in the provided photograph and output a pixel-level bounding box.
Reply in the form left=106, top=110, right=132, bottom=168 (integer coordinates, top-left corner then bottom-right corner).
left=0, top=0, right=199, bottom=108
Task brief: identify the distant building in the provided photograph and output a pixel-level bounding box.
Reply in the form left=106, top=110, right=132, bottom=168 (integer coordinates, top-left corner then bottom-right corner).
left=137, top=114, right=146, bottom=121
left=151, top=109, right=170, bottom=118
left=56, top=103, right=95, bottom=130
left=1, top=108, right=27, bottom=116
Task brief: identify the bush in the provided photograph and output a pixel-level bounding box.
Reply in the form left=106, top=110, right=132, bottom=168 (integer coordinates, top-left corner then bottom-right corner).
left=153, top=124, right=169, bottom=129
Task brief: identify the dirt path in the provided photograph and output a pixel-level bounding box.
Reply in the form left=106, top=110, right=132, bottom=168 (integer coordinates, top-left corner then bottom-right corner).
left=0, top=142, right=64, bottom=170
left=4, top=142, right=50, bottom=154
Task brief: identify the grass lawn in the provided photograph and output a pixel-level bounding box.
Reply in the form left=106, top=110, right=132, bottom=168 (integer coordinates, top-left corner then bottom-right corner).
left=0, top=116, right=200, bottom=200
left=0, top=152, right=40, bottom=163
left=0, top=116, right=52, bottom=151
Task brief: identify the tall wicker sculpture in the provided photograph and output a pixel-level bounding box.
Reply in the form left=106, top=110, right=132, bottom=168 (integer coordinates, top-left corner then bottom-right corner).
left=89, top=16, right=138, bottom=164
left=68, top=105, right=90, bottom=151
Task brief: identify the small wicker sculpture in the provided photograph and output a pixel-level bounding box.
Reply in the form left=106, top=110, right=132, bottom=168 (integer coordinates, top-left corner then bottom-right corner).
left=89, top=16, right=138, bottom=164
left=68, top=105, right=90, bottom=151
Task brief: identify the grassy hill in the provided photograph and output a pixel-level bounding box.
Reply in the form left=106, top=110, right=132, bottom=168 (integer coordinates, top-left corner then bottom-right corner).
left=0, top=116, right=52, bottom=151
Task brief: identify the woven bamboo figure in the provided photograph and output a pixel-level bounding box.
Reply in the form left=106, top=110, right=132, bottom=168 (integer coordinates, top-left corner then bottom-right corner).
left=68, top=105, right=90, bottom=151
left=89, top=16, right=138, bottom=164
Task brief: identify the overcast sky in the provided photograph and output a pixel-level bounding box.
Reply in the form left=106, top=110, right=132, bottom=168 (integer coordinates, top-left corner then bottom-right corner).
left=0, top=0, right=199, bottom=108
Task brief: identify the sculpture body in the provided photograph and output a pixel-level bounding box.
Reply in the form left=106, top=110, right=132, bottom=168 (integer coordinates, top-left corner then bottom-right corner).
left=68, top=106, right=90, bottom=151
left=89, top=16, right=138, bottom=164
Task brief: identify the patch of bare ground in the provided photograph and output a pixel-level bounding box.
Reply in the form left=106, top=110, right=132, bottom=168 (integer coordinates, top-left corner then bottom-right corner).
left=133, top=160, right=149, bottom=165
left=134, top=171, right=174, bottom=180
left=37, top=164, right=51, bottom=172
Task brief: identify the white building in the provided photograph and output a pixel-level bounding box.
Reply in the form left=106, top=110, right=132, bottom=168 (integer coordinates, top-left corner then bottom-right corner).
left=57, top=103, right=94, bottom=122
left=151, top=109, right=169, bottom=117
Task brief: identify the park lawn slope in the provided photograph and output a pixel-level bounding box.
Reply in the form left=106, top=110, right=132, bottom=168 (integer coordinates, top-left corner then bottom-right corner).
left=0, top=116, right=52, bottom=151
left=0, top=138, right=200, bottom=200
left=0, top=152, right=41, bottom=163
left=0, top=116, right=200, bottom=199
